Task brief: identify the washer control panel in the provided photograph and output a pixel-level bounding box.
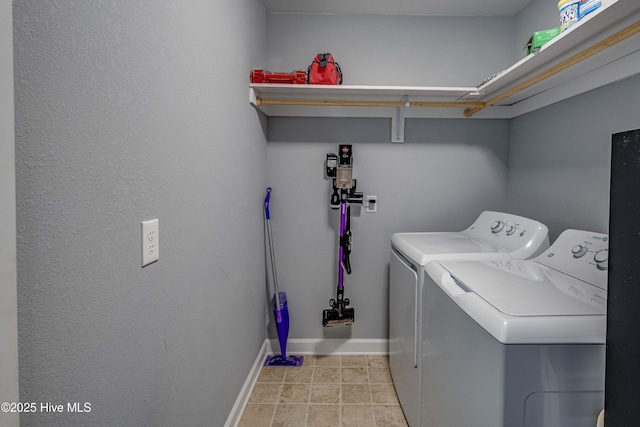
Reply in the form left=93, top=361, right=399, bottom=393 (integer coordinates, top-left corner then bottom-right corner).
left=537, top=229, right=608, bottom=289
left=572, top=244, right=589, bottom=258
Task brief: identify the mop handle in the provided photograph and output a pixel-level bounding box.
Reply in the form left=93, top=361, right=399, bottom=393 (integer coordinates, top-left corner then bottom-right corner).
left=264, top=187, right=272, bottom=220
left=265, top=188, right=282, bottom=310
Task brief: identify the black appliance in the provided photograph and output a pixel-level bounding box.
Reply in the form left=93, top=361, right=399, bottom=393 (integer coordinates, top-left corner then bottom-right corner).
left=606, top=128, right=640, bottom=426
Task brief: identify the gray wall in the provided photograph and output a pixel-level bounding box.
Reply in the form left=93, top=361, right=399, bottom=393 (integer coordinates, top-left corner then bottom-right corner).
left=1, top=0, right=19, bottom=425
left=263, top=6, right=640, bottom=341
left=267, top=118, right=509, bottom=339
left=267, top=13, right=516, bottom=86
left=263, top=12, right=518, bottom=341
left=507, top=73, right=640, bottom=240
left=11, top=1, right=635, bottom=423
left=513, top=0, right=559, bottom=61
left=14, top=1, right=267, bottom=426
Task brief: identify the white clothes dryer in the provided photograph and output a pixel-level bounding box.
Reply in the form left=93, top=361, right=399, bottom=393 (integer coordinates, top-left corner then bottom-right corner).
left=421, top=229, right=608, bottom=427
left=389, top=211, right=550, bottom=427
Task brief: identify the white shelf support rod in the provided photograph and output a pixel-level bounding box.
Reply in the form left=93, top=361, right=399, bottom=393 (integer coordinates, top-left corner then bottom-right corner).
left=391, top=95, right=409, bottom=143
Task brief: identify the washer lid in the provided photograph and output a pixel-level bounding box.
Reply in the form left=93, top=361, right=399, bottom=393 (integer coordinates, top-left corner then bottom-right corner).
left=442, top=260, right=607, bottom=317
left=391, top=232, right=503, bottom=266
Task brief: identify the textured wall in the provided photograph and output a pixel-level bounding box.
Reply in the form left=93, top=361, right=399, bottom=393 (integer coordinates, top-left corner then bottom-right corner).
left=266, top=13, right=516, bottom=86
left=507, top=74, right=640, bottom=240
left=14, top=1, right=267, bottom=425
left=513, top=0, right=559, bottom=61
left=266, top=118, right=510, bottom=339
left=1, top=0, right=19, bottom=425
left=263, top=12, right=514, bottom=340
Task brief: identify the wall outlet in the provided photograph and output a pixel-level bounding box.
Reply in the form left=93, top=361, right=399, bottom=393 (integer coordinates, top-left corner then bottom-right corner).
left=141, top=219, right=159, bottom=267
left=366, top=195, right=377, bottom=213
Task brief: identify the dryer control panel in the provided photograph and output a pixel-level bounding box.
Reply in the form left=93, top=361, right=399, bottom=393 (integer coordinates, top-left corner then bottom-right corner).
left=535, top=229, right=608, bottom=290
left=462, top=211, right=550, bottom=259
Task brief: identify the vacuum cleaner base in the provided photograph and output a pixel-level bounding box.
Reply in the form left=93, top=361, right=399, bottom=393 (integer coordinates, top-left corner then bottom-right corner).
left=322, top=307, right=355, bottom=327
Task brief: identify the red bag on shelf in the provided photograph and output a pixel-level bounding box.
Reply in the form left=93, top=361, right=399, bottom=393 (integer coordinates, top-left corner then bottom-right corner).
left=307, top=53, right=343, bottom=85
left=250, top=69, right=307, bottom=84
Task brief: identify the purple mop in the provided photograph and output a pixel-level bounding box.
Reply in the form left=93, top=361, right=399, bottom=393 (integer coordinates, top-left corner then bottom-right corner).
left=263, top=188, right=303, bottom=367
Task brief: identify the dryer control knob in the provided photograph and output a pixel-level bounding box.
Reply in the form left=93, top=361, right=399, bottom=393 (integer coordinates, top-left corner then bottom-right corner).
left=572, top=245, right=588, bottom=258
left=594, top=249, right=609, bottom=270
left=491, top=221, right=505, bottom=233
left=506, top=225, right=517, bottom=235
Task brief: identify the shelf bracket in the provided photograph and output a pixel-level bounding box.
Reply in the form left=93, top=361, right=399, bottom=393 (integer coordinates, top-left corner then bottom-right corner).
left=249, top=87, right=258, bottom=108
left=391, top=96, right=409, bottom=143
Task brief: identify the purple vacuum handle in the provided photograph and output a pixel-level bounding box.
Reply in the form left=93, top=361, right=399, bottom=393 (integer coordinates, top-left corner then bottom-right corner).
left=338, top=201, right=347, bottom=288
left=264, top=187, right=272, bottom=219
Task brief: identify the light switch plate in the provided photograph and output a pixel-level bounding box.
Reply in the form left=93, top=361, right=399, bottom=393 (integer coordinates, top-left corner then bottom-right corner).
left=141, top=219, right=159, bottom=267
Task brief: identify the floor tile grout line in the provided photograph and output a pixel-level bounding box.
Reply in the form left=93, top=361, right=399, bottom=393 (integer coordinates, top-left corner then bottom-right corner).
left=247, top=355, right=395, bottom=427
left=268, top=378, right=284, bottom=427
left=339, top=360, right=343, bottom=426
left=368, top=363, right=376, bottom=427
left=276, top=373, right=287, bottom=427
left=304, top=374, right=312, bottom=426
left=339, top=357, right=342, bottom=427
left=338, top=370, right=342, bottom=427
left=369, top=375, right=375, bottom=423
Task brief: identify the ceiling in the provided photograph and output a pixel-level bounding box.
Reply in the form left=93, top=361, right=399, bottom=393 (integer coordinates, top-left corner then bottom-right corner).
left=263, top=0, right=533, bottom=17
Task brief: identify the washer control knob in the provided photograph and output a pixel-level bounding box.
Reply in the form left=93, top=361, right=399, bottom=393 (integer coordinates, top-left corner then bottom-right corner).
left=572, top=245, right=588, bottom=258
left=594, top=249, right=609, bottom=270
left=506, top=225, right=517, bottom=236
left=491, top=221, right=505, bottom=233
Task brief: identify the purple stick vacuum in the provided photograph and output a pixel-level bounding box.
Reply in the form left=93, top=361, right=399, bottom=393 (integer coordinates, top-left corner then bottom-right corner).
left=322, top=145, right=360, bottom=327
left=322, top=200, right=355, bottom=326
left=263, top=188, right=303, bottom=367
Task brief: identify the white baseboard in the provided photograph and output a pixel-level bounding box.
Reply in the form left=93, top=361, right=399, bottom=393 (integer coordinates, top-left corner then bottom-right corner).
left=267, top=338, right=389, bottom=355
left=224, top=340, right=268, bottom=427
left=225, top=338, right=389, bottom=427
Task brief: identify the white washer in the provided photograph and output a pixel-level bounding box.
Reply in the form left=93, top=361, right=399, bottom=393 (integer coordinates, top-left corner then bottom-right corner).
left=389, top=211, right=550, bottom=427
left=421, top=229, right=608, bottom=427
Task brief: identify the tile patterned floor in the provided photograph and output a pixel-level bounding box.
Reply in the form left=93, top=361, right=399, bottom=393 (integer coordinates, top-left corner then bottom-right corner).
left=238, top=355, right=408, bottom=427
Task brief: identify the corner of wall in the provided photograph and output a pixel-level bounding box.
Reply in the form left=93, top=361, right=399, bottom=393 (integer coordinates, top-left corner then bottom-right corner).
left=0, top=0, right=20, bottom=425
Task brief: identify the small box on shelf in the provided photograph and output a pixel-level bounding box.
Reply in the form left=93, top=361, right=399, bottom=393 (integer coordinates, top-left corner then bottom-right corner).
left=524, top=28, right=562, bottom=55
